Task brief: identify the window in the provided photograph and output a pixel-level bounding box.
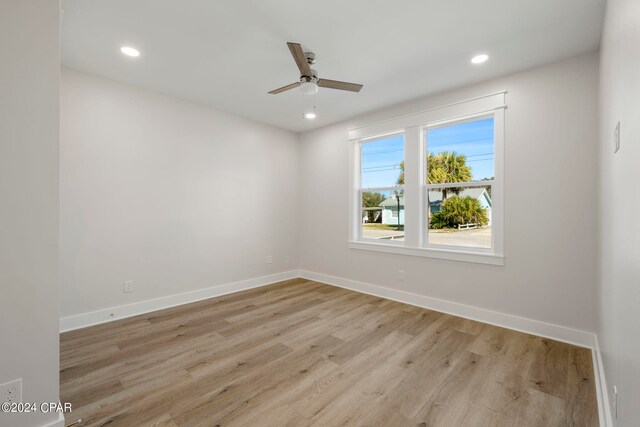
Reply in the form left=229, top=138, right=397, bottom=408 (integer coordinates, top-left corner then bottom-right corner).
left=359, top=134, right=404, bottom=241
left=425, top=117, right=494, bottom=250
left=349, top=92, right=504, bottom=265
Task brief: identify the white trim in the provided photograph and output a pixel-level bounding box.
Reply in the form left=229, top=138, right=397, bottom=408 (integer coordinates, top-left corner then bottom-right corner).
left=298, top=270, right=592, bottom=347
left=348, top=241, right=504, bottom=265
left=59, top=270, right=299, bottom=332
left=358, top=186, right=402, bottom=193
left=403, top=126, right=421, bottom=247
left=348, top=138, right=361, bottom=242
left=359, top=130, right=405, bottom=143
left=491, top=107, right=505, bottom=257
left=592, top=335, right=613, bottom=426
left=427, top=110, right=495, bottom=130
left=348, top=91, right=506, bottom=140
left=40, top=412, right=65, bottom=427
left=423, top=180, right=495, bottom=189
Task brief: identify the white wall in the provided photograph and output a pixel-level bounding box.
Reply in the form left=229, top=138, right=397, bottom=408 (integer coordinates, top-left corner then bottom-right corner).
left=60, top=69, right=299, bottom=318
left=0, top=2, right=61, bottom=427
left=597, top=0, right=640, bottom=424
left=299, top=52, right=599, bottom=332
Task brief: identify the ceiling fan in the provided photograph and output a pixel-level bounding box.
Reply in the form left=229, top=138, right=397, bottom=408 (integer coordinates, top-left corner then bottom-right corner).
left=268, top=42, right=363, bottom=95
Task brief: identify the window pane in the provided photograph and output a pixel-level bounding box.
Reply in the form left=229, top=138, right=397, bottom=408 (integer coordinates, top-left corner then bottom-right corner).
left=361, top=189, right=404, bottom=241
left=427, top=185, right=492, bottom=248
left=426, top=117, right=494, bottom=184
left=361, top=134, right=405, bottom=188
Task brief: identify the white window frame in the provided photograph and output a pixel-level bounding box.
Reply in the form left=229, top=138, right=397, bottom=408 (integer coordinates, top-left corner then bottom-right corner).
left=355, top=132, right=405, bottom=246
left=348, top=91, right=505, bottom=265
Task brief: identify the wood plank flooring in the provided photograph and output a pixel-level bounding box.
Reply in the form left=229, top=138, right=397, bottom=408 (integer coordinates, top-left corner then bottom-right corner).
left=60, top=278, right=598, bottom=427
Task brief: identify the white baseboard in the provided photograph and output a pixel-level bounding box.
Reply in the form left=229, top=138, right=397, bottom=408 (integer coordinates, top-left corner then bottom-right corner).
left=592, top=334, right=613, bottom=426
left=299, top=270, right=595, bottom=348
left=59, top=270, right=299, bottom=332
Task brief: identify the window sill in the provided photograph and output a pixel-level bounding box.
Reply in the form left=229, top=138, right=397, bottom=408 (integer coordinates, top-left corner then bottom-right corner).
left=348, top=241, right=504, bottom=266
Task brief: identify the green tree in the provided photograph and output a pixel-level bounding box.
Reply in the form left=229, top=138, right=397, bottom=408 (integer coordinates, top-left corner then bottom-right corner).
left=429, top=196, right=489, bottom=229
left=396, top=161, right=405, bottom=185
left=362, top=191, right=385, bottom=223
left=362, top=191, right=384, bottom=208
left=427, top=152, right=472, bottom=200
left=397, top=152, right=472, bottom=200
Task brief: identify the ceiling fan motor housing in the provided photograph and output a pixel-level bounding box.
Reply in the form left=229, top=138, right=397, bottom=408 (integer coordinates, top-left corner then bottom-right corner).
left=304, top=51, right=316, bottom=64
left=300, top=68, right=319, bottom=83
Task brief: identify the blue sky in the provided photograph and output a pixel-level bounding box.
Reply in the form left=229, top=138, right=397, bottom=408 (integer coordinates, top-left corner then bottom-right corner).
left=361, top=118, right=494, bottom=188
left=361, top=134, right=405, bottom=188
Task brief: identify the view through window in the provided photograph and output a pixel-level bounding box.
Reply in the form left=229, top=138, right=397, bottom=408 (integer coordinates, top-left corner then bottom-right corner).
left=360, top=134, right=404, bottom=241
left=425, top=117, right=494, bottom=249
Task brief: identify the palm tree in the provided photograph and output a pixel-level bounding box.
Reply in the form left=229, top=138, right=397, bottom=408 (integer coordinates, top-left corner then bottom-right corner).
left=397, top=153, right=472, bottom=198
left=396, top=161, right=405, bottom=185
left=427, top=152, right=472, bottom=200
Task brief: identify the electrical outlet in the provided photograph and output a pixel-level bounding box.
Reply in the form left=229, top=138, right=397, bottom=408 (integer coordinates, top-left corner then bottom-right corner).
left=613, top=385, right=618, bottom=419
left=266, top=255, right=273, bottom=264
left=123, top=280, right=134, bottom=293
left=1, top=379, right=22, bottom=404
left=398, top=270, right=405, bottom=281
left=285, top=255, right=290, bottom=264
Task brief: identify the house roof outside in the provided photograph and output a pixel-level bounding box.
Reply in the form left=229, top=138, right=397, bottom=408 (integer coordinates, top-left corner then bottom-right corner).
left=379, top=196, right=405, bottom=207
left=429, top=188, right=488, bottom=204
left=379, top=188, right=490, bottom=208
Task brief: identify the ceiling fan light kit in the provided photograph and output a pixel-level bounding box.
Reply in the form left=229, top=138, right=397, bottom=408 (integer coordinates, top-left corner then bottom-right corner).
left=268, top=42, right=363, bottom=95
left=300, top=81, right=319, bottom=95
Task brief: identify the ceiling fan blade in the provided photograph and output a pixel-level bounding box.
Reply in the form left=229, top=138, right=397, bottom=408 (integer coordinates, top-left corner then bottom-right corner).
left=268, top=81, right=301, bottom=94
left=318, top=79, right=363, bottom=92
left=287, top=42, right=312, bottom=77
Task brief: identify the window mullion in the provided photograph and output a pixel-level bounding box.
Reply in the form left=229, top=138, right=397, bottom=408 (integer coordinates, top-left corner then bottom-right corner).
left=350, top=140, right=361, bottom=242
left=492, top=108, right=505, bottom=256
left=402, top=126, right=421, bottom=247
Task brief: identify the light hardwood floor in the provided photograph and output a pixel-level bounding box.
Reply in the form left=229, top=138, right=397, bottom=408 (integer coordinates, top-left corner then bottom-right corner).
left=60, top=278, right=598, bottom=427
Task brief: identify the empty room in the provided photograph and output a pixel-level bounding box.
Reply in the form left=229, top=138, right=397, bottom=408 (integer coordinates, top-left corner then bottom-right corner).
left=1, top=0, right=639, bottom=426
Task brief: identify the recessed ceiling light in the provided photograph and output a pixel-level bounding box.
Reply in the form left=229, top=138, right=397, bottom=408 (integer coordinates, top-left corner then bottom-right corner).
left=471, top=54, right=489, bottom=64
left=304, top=112, right=317, bottom=120
left=120, top=46, right=140, bottom=57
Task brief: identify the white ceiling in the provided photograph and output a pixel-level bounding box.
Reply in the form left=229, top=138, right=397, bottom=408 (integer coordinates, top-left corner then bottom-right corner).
left=61, top=0, right=606, bottom=132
